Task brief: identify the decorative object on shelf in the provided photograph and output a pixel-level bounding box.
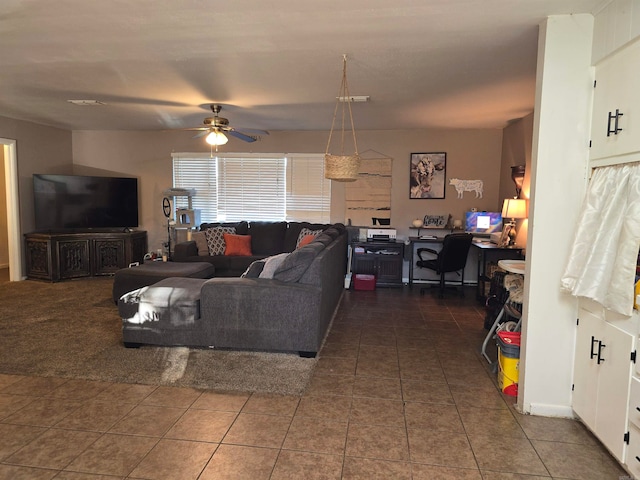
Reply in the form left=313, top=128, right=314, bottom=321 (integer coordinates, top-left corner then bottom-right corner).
left=511, top=165, right=525, bottom=198
left=422, top=214, right=450, bottom=228
left=449, top=178, right=483, bottom=199
left=410, top=152, right=446, bottom=199
left=324, top=55, right=361, bottom=182
left=412, top=219, right=423, bottom=228
left=453, top=218, right=463, bottom=229
left=500, top=198, right=527, bottom=246
left=372, top=217, right=391, bottom=226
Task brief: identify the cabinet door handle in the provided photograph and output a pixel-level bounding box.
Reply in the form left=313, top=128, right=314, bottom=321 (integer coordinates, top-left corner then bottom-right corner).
left=607, top=109, right=624, bottom=136
left=636, top=407, right=640, bottom=412
left=590, top=336, right=598, bottom=359
left=597, top=341, right=606, bottom=364
left=636, top=455, right=640, bottom=463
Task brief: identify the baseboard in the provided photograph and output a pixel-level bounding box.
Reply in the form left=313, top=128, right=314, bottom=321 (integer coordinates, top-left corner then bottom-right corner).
left=404, top=278, right=477, bottom=286
left=525, top=402, right=575, bottom=418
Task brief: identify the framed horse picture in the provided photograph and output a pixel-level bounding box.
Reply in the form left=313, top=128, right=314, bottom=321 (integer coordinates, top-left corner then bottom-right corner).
left=410, top=152, right=446, bottom=199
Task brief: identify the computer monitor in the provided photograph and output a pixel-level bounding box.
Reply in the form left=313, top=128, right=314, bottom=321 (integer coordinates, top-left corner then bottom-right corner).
left=465, top=211, right=503, bottom=235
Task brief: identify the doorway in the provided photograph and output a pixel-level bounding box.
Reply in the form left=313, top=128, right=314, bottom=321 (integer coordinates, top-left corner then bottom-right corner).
left=1, top=138, right=22, bottom=281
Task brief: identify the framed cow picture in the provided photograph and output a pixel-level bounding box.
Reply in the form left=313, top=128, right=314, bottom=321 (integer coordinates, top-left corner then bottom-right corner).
left=410, top=152, right=446, bottom=199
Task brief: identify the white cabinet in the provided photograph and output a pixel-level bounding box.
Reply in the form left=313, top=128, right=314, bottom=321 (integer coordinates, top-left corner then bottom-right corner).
left=590, top=37, right=640, bottom=164
left=573, top=307, right=635, bottom=462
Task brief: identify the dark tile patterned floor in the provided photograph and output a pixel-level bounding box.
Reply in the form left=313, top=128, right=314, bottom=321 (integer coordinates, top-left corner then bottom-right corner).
left=0, top=284, right=629, bottom=479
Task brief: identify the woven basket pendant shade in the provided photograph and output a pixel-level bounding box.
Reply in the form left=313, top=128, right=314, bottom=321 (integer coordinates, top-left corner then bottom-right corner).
left=324, top=55, right=361, bottom=182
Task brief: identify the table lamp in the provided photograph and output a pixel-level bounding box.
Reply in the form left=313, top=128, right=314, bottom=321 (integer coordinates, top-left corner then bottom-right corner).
left=502, top=198, right=527, bottom=245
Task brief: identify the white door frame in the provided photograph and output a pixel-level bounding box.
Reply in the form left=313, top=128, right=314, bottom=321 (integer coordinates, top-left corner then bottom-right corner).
left=1, top=138, right=22, bottom=281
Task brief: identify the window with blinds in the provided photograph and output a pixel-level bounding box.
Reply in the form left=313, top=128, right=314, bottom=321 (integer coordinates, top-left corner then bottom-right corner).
left=171, top=153, right=331, bottom=223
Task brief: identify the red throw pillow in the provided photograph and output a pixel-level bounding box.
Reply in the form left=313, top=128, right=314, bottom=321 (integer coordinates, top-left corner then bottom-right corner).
left=297, top=234, right=316, bottom=248
left=223, top=233, right=252, bottom=256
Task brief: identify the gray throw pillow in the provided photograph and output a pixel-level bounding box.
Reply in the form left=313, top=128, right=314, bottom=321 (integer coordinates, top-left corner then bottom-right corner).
left=191, top=231, right=209, bottom=256
left=273, top=242, right=324, bottom=282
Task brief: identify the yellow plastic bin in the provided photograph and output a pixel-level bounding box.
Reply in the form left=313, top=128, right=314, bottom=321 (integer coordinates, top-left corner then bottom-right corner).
left=497, top=331, right=521, bottom=396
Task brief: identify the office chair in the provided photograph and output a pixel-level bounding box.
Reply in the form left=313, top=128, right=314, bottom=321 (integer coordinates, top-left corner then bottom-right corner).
left=416, top=233, right=474, bottom=297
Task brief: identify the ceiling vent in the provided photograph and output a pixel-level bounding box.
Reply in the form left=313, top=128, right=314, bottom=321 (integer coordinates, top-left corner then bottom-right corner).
left=67, top=100, right=106, bottom=106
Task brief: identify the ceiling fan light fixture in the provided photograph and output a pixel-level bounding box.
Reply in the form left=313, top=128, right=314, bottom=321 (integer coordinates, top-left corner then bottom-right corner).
left=205, top=129, right=228, bottom=146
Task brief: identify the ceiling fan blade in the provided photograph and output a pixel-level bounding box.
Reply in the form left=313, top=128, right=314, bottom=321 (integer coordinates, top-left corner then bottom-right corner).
left=233, top=127, right=269, bottom=135
left=227, top=130, right=257, bottom=142
left=192, top=130, right=210, bottom=138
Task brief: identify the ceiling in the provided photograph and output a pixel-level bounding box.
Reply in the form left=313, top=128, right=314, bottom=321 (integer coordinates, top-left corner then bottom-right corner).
left=0, top=0, right=602, bottom=134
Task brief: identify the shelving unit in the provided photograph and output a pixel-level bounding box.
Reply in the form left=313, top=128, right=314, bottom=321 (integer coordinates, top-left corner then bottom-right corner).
left=25, top=230, right=147, bottom=281
left=351, top=241, right=404, bottom=287
left=162, top=188, right=199, bottom=254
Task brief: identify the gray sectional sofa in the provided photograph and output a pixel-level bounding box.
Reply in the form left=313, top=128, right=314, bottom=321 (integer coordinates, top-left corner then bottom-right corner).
left=118, top=222, right=348, bottom=357
left=173, top=220, right=334, bottom=277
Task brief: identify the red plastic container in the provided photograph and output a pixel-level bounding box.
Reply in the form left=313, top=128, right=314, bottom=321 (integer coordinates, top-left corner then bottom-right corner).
left=354, top=274, right=376, bottom=291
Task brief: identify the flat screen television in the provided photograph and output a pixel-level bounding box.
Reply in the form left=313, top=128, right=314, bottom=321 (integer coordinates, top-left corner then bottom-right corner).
left=464, top=211, right=502, bottom=236
left=33, top=174, right=138, bottom=231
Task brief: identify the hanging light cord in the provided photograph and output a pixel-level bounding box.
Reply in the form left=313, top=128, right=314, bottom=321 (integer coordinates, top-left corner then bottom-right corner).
left=325, top=54, right=359, bottom=156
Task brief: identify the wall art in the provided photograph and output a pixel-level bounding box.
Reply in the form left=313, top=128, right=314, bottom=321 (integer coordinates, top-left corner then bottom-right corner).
left=410, top=152, right=446, bottom=199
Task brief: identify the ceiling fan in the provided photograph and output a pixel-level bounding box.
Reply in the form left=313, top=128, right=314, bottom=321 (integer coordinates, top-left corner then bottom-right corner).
left=187, top=104, right=269, bottom=145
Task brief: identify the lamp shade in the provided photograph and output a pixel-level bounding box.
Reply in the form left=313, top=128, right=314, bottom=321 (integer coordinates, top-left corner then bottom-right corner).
left=205, top=129, right=228, bottom=146
left=502, top=198, right=527, bottom=219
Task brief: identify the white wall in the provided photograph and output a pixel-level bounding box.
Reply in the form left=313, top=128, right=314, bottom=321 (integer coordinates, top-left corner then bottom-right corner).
left=519, top=15, right=594, bottom=416
left=0, top=147, right=7, bottom=268
left=0, top=116, right=73, bottom=276
left=72, top=128, right=503, bottom=257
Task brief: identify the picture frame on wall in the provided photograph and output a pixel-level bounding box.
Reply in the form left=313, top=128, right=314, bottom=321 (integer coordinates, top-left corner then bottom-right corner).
left=410, top=152, right=446, bottom=199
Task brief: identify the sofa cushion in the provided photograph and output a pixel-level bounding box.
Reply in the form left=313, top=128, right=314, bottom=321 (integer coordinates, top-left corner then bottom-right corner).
left=192, top=231, right=209, bottom=256
left=273, top=241, right=325, bottom=282
left=321, top=226, right=341, bottom=239
left=249, top=221, right=287, bottom=256
left=223, top=233, right=252, bottom=256
left=258, top=253, right=290, bottom=278
left=310, top=232, right=334, bottom=247
left=200, top=221, right=249, bottom=235
left=284, top=222, right=329, bottom=252
left=204, top=226, right=236, bottom=255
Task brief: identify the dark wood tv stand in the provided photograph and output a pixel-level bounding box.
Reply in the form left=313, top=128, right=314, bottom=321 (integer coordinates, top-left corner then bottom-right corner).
left=25, top=230, right=147, bottom=282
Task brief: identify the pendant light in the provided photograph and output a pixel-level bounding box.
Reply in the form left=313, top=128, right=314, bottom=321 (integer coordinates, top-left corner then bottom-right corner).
left=324, top=55, right=361, bottom=182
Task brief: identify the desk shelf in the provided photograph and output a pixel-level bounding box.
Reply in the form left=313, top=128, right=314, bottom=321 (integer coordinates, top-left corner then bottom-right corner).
left=472, top=242, right=524, bottom=301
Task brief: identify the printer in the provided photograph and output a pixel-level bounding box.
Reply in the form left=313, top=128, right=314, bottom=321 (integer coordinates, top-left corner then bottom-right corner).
left=367, top=228, right=397, bottom=241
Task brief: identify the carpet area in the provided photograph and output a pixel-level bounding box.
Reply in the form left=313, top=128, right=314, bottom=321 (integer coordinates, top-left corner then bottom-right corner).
left=0, top=277, right=317, bottom=395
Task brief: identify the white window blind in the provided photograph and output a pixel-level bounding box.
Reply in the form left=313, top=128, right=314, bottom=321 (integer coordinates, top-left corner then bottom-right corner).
left=286, top=155, right=331, bottom=223
left=218, top=155, right=285, bottom=221
left=172, top=156, right=218, bottom=221
left=171, top=152, right=330, bottom=223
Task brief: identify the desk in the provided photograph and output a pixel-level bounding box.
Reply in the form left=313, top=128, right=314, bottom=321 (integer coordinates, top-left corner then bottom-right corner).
left=471, top=241, right=524, bottom=301
left=408, top=236, right=443, bottom=286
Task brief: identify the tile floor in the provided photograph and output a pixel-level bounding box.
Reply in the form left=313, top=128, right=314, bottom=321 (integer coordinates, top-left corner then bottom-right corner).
left=0, top=284, right=630, bottom=479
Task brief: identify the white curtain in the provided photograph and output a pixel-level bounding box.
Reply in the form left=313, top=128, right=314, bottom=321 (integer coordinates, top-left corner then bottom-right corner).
left=561, top=162, right=640, bottom=316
